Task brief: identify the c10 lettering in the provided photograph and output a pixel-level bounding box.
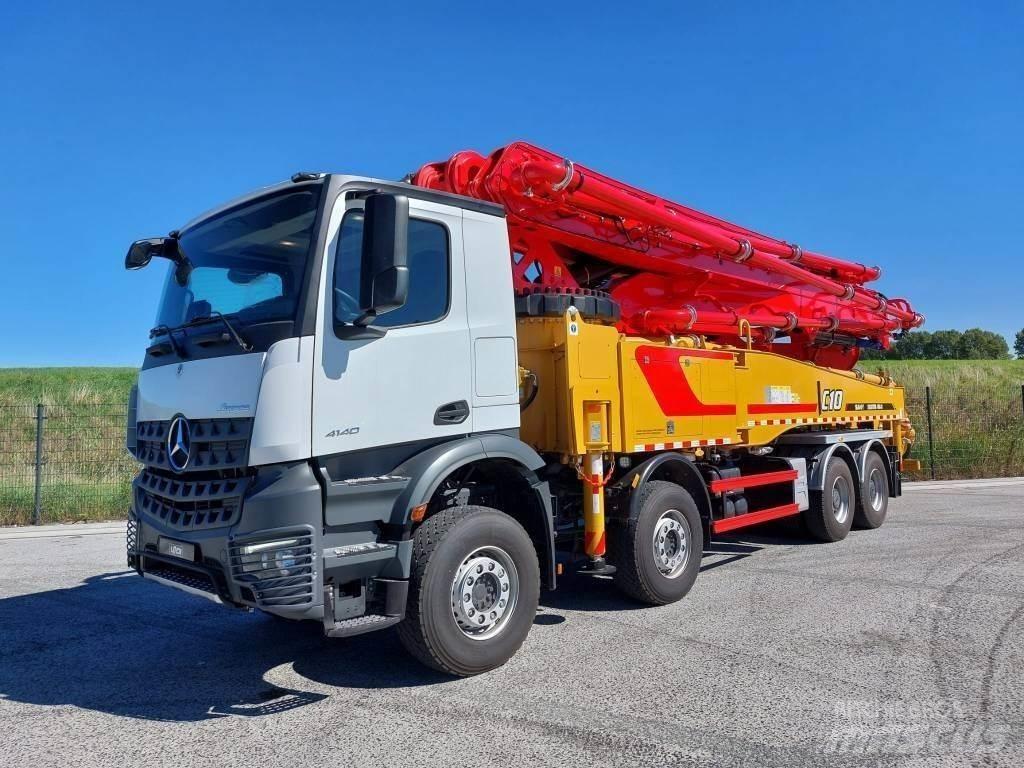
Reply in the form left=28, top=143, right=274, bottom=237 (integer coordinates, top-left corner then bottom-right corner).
left=821, top=388, right=845, bottom=412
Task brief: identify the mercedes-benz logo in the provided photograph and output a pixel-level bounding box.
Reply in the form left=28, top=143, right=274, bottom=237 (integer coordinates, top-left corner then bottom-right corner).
left=166, top=415, right=191, bottom=472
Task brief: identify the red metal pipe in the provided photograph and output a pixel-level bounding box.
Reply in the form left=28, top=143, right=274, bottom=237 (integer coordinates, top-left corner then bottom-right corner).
left=637, top=308, right=895, bottom=338
left=625, top=195, right=881, bottom=282
left=519, top=157, right=918, bottom=326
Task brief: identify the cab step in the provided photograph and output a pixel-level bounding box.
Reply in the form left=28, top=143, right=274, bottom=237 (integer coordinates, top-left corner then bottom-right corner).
left=324, top=613, right=402, bottom=638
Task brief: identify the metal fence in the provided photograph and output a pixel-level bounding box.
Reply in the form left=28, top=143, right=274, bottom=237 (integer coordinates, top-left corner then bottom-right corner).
left=0, top=404, right=136, bottom=526
left=904, top=384, right=1024, bottom=480
left=1, top=387, right=1023, bottom=524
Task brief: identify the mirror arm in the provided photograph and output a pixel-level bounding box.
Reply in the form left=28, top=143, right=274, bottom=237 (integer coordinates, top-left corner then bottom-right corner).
left=167, top=238, right=194, bottom=286
left=332, top=320, right=387, bottom=340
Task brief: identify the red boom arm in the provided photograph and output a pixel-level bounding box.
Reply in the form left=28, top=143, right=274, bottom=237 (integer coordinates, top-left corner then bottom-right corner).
left=410, top=142, right=922, bottom=369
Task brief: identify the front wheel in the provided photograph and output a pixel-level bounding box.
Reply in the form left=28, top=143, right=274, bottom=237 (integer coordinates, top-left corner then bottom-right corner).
left=609, top=480, right=703, bottom=605
left=398, top=505, right=540, bottom=676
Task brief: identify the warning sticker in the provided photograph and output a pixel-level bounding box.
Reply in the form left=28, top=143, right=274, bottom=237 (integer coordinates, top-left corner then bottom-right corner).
left=765, top=385, right=800, bottom=404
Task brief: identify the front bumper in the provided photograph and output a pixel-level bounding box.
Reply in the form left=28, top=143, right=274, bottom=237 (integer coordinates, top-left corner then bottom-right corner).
left=128, top=461, right=410, bottom=626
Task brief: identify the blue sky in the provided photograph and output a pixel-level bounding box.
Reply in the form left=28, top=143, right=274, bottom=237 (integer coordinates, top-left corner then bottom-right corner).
left=2, top=1, right=1021, bottom=366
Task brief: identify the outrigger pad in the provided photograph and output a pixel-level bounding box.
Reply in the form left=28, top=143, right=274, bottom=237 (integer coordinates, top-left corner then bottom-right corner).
left=578, top=556, right=617, bottom=577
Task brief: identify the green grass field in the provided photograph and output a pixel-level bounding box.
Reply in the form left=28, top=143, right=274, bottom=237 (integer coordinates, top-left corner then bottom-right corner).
left=0, top=367, right=137, bottom=406
left=1, top=362, right=1022, bottom=525
left=872, top=359, right=1024, bottom=389
left=879, top=360, right=1024, bottom=480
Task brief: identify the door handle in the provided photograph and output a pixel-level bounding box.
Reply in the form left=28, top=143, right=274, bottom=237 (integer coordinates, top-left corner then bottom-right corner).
left=434, top=400, right=470, bottom=425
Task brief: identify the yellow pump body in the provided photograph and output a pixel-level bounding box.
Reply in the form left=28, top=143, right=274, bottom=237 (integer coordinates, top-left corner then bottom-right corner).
left=517, top=310, right=910, bottom=557
left=518, top=310, right=908, bottom=459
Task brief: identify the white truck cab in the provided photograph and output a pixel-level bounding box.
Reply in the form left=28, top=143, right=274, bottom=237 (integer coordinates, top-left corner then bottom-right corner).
left=126, top=174, right=555, bottom=675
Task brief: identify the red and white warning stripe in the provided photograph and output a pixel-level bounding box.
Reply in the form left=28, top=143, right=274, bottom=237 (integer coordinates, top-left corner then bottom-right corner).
left=746, top=414, right=900, bottom=427
left=748, top=416, right=850, bottom=427
left=632, top=437, right=733, bottom=452
left=585, top=452, right=606, bottom=557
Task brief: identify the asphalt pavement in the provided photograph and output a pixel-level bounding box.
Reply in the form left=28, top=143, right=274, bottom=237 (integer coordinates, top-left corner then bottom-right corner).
left=1, top=479, right=1022, bottom=767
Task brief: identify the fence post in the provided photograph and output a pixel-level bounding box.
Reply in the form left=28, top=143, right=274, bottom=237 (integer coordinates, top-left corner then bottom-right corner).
left=32, top=403, right=45, bottom=525
left=925, top=386, right=936, bottom=481
left=1020, top=384, right=1023, bottom=419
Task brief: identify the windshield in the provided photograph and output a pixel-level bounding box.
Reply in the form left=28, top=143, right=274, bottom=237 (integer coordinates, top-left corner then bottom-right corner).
left=154, top=186, right=322, bottom=331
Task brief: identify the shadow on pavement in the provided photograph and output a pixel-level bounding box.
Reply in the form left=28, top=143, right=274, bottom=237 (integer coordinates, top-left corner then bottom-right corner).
left=0, top=571, right=448, bottom=723
left=0, top=530, right=781, bottom=723
left=539, top=534, right=771, bottom=613
left=723, top=515, right=823, bottom=546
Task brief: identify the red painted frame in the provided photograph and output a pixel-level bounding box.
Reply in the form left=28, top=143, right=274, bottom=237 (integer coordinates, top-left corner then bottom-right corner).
left=708, top=469, right=798, bottom=494
left=711, top=503, right=801, bottom=534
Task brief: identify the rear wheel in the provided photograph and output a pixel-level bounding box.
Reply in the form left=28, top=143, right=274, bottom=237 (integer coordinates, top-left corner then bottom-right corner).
left=609, top=480, right=702, bottom=605
left=398, top=505, right=540, bottom=676
left=854, top=452, right=889, bottom=529
left=805, top=457, right=855, bottom=542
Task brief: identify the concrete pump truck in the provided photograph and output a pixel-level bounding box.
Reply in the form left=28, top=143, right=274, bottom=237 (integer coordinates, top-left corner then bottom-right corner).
left=124, top=142, right=922, bottom=675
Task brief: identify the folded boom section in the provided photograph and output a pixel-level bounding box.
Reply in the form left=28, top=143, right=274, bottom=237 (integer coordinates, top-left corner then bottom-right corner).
left=410, top=142, right=922, bottom=370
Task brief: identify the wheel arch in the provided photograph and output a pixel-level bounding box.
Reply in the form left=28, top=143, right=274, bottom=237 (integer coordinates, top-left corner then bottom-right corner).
left=392, top=434, right=556, bottom=590
left=614, top=453, right=713, bottom=543
left=806, top=443, right=859, bottom=491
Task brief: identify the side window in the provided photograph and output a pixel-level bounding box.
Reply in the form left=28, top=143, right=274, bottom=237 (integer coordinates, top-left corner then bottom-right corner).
left=334, top=211, right=450, bottom=328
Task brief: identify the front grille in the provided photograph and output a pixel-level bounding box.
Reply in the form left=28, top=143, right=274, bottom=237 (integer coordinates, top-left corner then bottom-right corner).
left=228, top=529, right=316, bottom=608
left=134, top=469, right=248, bottom=531
left=131, top=417, right=253, bottom=473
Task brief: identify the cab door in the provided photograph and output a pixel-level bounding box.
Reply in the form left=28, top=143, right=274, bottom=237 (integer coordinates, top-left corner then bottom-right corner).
left=312, top=193, right=472, bottom=457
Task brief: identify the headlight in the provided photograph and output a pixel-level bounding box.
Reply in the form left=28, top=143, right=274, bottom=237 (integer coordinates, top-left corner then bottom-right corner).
left=239, top=537, right=301, bottom=555
left=237, top=538, right=303, bottom=576
left=264, top=547, right=301, bottom=576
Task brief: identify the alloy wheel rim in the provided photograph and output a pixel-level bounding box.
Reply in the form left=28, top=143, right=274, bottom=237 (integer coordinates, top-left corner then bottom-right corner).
left=652, top=509, right=690, bottom=578
left=831, top=474, right=851, bottom=524
left=869, top=467, right=885, bottom=511
left=450, top=546, right=519, bottom=640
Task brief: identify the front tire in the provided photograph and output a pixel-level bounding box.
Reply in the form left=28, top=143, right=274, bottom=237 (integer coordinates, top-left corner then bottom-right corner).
left=854, top=452, right=889, bottom=529
left=398, top=505, right=540, bottom=677
left=609, top=480, right=703, bottom=605
left=805, top=457, right=855, bottom=542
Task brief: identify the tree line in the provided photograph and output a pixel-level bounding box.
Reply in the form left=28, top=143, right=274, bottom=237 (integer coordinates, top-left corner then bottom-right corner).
left=860, top=328, right=1024, bottom=360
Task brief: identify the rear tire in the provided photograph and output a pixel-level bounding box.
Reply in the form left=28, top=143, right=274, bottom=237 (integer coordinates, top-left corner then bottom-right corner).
left=398, top=505, right=540, bottom=677
left=805, top=457, right=855, bottom=542
left=609, top=481, right=702, bottom=605
left=854, top=452, right=889, bottom=529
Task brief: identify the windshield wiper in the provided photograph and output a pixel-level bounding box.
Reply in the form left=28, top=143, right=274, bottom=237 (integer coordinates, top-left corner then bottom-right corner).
left=181, top=311, right=254, bottom=352
left=148, top=324, right=187, bottom=358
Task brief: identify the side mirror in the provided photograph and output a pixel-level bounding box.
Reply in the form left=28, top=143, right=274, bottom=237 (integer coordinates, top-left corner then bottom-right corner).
left=125, top=238, right=165, bottom=270
left=358, top=193, right=409, bottom=321
left=124, top=236, right=193, bottom=286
